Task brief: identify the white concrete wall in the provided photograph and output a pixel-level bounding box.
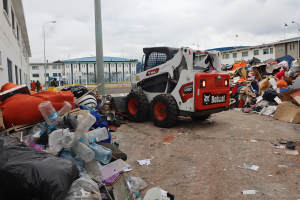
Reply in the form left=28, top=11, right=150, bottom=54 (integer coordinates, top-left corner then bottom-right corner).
left=0, top=0, right=30, bottom=88
left=221, top=47, right=275, bottom=65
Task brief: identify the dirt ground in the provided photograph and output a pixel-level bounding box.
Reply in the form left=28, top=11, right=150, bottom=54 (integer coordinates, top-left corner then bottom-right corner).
left=112, top=109, right=300, bottom=199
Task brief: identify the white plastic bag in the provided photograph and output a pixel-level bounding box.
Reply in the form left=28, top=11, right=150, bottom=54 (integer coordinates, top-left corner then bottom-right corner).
left=64, top=174, right=101, bottom=200
left=48, top=129, right=66, bottom=153
left=126, top=177, right=148, bottom=192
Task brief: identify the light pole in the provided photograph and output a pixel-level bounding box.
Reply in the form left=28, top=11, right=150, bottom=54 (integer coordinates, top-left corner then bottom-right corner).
left=43, top=21, right=56, bottom=89
left=292, top=21, right=299, bottom=59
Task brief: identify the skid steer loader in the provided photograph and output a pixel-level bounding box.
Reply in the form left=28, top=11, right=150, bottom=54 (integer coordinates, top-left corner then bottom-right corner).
left=125, top=47, right=230, bottom=128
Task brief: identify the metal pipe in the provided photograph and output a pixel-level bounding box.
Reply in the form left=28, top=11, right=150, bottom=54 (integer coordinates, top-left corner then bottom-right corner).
left=292, top=21, right=299, bottom=59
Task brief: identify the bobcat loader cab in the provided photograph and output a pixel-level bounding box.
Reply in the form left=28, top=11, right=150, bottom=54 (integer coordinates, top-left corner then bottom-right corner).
left=125, top=46, right=230, bottom=128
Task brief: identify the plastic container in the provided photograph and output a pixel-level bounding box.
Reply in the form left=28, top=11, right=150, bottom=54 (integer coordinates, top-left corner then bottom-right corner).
left=81, top=127, right=109, bottom=144
left=72, top=142, right=95, bottom=162
left=62, top=131, right=80, bottom=148
left=57, top=101, right=72, bottom=116
left=76, top=113, right=96, bottom=135
left=84, top=160, right=102, bottom=181
left=38, top=101, right=72, bottom=126
left=88, top=144, right=112, bottom=164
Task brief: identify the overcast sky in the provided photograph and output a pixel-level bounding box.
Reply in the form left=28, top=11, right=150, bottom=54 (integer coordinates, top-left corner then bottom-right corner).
left=23, top=0, right=300, bottom=63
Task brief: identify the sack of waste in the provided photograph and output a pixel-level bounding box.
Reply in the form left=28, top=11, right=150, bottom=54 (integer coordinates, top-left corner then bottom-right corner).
left=0, top=145, right=79, bottom=200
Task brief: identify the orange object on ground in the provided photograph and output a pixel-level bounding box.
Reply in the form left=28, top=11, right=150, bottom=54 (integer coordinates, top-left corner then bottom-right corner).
left=1, top=82, right=36, bottom=95
left=277, top=79, right=288, bottom=89
left=0, top=91, right=74, bottom=128
left=40, top=85, right=42, bottom=91
left=231, top=61, right=247, bottom=71
left=237, top=77, right=248, bottom=83
left=238, top=99, right=246, bottom=108
left=31, top=82, right=36, bottom=91
left=1, top=83, right=19, bottom=92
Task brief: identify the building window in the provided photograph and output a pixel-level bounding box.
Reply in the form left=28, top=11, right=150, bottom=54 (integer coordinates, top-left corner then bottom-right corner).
left=222, top=54, right=225, bottom=59
left=11, top=7, right=15, bottom=30
left=32, top=74, right=39, bottom=77
left=89, top=64, right=93, bottom=68
left=263, top=49, right=269, bottom=54
left=58, top=65, right=61, bottom=69
left=32, top=66, right=39, bottom=70
left=281, top=46, right=283, bottom=51
left=242, top=51, right=248, bottom=57
left=58, top=73, right=61, bottom=76
left=293, top=44, right=295, bottom=50
left=44, top=73, right=49, bottom=77
left=290, top=45, right=292, bottom=50
left=16, top=25, right=19, bottom=41
left=278, top=46, right=280, bottom=51
left=52, top=65, right=57, bottom=69
left=270, top=48, right=273, bottom=54
left=44, top=66, right=49, bottom=69
left=254, top=50, right=259, bottom=55
left=233, top=53, right=237, bottom=58
left=15, top=66, right=18, bottom=85
left=53, top=73, right=57, bottom=77
left=7, top=59, right=12, bottom=82
left=19, top=69, right=22, bottom=84
left=3, top=0, right=8, bottom=15
left=225, top=54, right=229, bottom=59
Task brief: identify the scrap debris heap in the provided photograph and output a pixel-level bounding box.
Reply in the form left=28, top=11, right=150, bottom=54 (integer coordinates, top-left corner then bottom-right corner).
left=225, top=55, right=300, bottom=122
left=0, top=83, right=170, bottom=200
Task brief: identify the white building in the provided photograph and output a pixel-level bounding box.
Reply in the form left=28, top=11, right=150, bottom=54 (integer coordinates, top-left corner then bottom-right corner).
left=62, top=56, right=137, bottom=84
left=29, top=63, right=64, bottom=86
left=220, top=44, right=275, bottom=65
left=0, top=0, right=31, bottom=87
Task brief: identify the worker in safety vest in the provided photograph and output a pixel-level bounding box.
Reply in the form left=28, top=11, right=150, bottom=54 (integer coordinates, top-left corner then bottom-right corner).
left=31, top=81, right=36, bottom=91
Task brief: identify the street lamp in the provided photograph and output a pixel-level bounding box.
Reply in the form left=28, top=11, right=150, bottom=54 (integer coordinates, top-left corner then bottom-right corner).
left=43, top=21, right=56, bottom=89
left=292, top=21, right=299, bottom=59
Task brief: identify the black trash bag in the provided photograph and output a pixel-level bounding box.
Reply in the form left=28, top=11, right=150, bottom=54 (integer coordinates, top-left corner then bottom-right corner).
left=56, top=113, right=78, bottom=132
left=35, top=128, right=52, bottom=146
left=0, top=136, right=22, bottom=153
left=0, top=145, right=79, bottom=200
left=262, top=88, right=278, bottom=102
left=286, top=141, right=296, bottom=149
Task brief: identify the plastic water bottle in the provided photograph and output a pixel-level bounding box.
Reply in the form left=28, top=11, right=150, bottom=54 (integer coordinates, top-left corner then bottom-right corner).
left=38, top=101, right=72, bottom=126
left=72, top=142, right=95, bottom=162
left=62, top=130, right=80, bottom=148
left=76, top=113, right=96, bottom=135
left=85, top=159, right=102, bottom=181
left=88, top=144, right=112, bottom=164
left=81, top=127, right=109, bottom=144
left=57, top=101, right=72, bottom=116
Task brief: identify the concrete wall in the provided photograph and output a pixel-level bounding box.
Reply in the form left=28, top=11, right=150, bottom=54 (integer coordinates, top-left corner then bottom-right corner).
left=0, top=0, right=30, bottom=88
left=275, top=44, right=287, bottom=59
left=286, top=41, right=298, bottom=59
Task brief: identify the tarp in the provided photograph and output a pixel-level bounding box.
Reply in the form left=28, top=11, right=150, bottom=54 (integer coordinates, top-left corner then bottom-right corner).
left=276, top=55, right=295, bottom=68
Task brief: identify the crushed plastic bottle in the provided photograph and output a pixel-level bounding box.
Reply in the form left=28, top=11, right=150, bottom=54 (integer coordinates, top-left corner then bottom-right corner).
left=72, top=142, right=95, bottom=162
left=38, top=101, right=72, bottom=126
left=84, top=159, right=102, bottom=181
left=81, top=127, right=109, bottom=145
left=88, top=144, right=112, bottom=164
left=76, top=113, right=96, bottom=135
left=61, top=131, right=80, bottom=148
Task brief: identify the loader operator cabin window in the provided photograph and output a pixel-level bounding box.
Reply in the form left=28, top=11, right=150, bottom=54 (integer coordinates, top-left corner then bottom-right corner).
left=146, top=52, right=167, bottom=70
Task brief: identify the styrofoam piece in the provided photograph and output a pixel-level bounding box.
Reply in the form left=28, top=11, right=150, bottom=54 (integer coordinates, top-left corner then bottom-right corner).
left=144, top=187, right=170, bottom=200
left=243, top=190, right=255, bottom=194
left=99, top=159, right=130, bottom=181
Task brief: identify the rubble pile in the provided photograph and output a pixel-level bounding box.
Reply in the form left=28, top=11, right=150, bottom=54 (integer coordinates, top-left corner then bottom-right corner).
left=225, top=55, right=300, bottom=122
left=0, top=83, right=169, bottom=200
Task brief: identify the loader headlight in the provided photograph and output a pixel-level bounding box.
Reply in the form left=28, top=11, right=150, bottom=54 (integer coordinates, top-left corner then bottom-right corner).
left=200, top=79, right=206, bottom=88
left=225, top=79, right=229, bottom=87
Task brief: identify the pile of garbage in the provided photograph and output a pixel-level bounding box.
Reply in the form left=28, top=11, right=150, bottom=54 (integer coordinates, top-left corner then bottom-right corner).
left=226, top=55, right=300, bottom=123
left=0, top=83, right=173, bottom=200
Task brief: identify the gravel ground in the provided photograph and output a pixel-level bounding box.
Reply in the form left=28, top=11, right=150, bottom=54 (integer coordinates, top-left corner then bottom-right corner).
left=112, top=109, right=300, bottom=199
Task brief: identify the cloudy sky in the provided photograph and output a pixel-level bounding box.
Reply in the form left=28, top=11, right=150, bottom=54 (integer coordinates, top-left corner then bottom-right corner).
left=23, top=0, right=300, bottom=63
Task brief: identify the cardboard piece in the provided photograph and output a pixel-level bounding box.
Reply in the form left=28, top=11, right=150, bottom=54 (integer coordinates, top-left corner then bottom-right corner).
left=258, top=78, right=270, bottom=93
left=252, top=64, right=267, bottom=81
left=278, top=88, right=300, bottom=101
left=273, top=101, right=300, bottom=123
left=297, top=58, right=300, bottom=66
left=291, top=90, right=300, bottom=105
left=0, top=109, right=5, bottom=131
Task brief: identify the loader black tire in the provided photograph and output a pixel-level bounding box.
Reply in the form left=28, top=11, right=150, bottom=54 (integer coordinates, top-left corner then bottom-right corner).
left=125, top=91, right=149, bottom=122
left=191, top=114, right=211, bottom=121
left=150, top=94, right=179, bottom=128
